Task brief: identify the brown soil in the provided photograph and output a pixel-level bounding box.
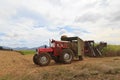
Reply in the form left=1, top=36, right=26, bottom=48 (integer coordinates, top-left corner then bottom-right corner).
left=0, top=50, right=120, bottom=80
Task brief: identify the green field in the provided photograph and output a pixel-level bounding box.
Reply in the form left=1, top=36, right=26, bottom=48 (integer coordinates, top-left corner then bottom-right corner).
left=18, top=50, right=35, bottom=55
left=102, top=45, right=120, bottom=56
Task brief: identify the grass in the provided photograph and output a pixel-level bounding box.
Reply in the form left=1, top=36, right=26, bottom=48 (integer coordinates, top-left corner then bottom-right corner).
left=29, top=62, right=120, bottom=80
left=102, top=45, right=120, bottom=56
left=1, top=61, right=120, bottom=80
left=1, top=46, right=120, bottom=80
left=18, top=50, right=35, bottom=55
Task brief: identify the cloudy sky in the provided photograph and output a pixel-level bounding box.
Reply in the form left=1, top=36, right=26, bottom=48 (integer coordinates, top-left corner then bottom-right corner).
left=0, top=0, right=120, bottom=48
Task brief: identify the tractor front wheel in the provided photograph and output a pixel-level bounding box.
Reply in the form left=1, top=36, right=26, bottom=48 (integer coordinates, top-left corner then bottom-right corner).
left=33, top=54, right=39, bottom=65
left=60, top=49, right=73, bottom=64
left=37, top=53, right=51, bottom=66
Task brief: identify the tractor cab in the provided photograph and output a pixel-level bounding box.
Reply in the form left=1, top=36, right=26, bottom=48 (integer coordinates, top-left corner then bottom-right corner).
left=50, top=39, right=69, bottom=56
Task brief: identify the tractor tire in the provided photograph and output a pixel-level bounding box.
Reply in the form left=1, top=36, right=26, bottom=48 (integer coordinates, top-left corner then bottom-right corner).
left=37, top=53, right=51, bottom=66
left=60, top=49, right=73, bottom=64
left=79, top=56, right=83, bottom=61
left=33, top=54, right=39, bottom=65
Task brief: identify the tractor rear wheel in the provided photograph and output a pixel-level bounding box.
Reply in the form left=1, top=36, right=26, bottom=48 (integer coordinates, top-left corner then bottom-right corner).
left=37, top=53, right=51, bottom=66
left=60, top=49, right=73, bottom=64
left=33, top=54, right=39, bottom=65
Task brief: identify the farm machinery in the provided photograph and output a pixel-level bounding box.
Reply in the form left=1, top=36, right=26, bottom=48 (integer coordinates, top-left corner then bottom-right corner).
left=84, top=41, right=107, bottom=57
left=33, top=36, right=107, bottom=66
left=33, top=36, right=84, bottom=66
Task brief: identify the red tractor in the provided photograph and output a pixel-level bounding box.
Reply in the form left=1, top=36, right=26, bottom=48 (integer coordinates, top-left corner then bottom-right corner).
left=33, top=37, right=84, bottom=66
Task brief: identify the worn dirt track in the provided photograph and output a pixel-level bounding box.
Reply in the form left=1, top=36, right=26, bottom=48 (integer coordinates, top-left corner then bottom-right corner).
left=0, top=50, right=120, bottom=80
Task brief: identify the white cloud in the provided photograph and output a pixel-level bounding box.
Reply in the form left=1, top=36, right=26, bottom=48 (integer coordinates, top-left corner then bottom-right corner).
left=0, top=0, right=120, bottom=48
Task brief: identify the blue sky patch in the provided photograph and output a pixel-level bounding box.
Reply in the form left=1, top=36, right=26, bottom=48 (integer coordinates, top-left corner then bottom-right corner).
left=81, top=30, right=90, bottom=34
left=19, top=40, right=27, bottom=43
left=76, top=27, right=91, bottom=34
left=0, top=32, right=6, bottom=36
left=64, top=26, right=73, bottom=32
left=0, top=39, right=3, bottom=41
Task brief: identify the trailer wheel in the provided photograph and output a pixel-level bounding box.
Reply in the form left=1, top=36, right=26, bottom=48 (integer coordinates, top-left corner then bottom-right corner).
left=60, top=49, right=73, bottom=64
left=37, top=53, right=51, bottom=66
left=33, top=54, right=39, bottom=65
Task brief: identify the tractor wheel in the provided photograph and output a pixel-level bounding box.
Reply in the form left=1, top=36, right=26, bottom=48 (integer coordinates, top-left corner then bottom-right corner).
left=79, top=56, right=83, bottom=61
left=37, top=53, right=51, bottom=66
left=33, top=54, right=39, bottom=65
left=60, top=49, right=73, bottom=64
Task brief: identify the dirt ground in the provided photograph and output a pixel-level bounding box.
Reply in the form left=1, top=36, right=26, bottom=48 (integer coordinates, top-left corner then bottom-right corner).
left=0, top=50, right=120, bottom=80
